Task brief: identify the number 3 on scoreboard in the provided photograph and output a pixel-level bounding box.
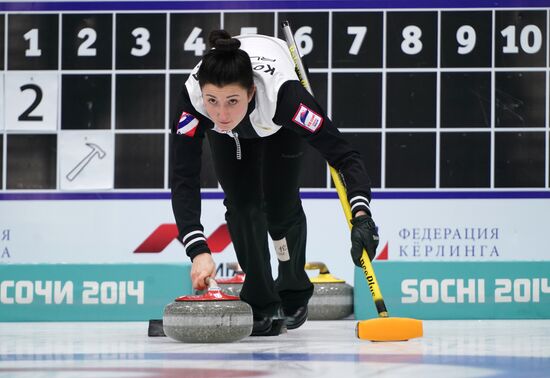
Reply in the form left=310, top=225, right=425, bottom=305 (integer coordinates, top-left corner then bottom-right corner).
left=5, top=73, right=58, bottom=131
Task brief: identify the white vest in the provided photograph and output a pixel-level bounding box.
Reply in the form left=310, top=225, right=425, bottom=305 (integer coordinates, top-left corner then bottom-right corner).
left=185, top=35, right=299, bottom=137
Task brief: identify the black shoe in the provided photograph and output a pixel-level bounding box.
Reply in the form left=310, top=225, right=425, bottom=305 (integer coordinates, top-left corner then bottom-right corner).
left=250, top=313, right=287, bottom=336
left=283, top=305, right=308, bottom=330
left=251, top=315, right=273, bottom=336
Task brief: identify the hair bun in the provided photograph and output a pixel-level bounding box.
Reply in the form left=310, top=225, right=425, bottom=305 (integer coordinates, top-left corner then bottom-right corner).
left=208, top=30, right=240, bottom=51
left=214, top=38, right=241, bottom=52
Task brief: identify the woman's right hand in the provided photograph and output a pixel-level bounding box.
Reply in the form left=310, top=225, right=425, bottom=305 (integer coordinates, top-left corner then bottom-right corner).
left=190, top=253, right=216, bottom=290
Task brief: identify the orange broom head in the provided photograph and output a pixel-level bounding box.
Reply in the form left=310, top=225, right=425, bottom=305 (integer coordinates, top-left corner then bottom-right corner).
left=356, top=317, right=423, bottom=342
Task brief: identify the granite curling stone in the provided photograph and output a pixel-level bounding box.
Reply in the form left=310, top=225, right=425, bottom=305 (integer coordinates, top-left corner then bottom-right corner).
left=305, top=262, right=354, bottom=320
left=163, top=279, right=253, bottom=343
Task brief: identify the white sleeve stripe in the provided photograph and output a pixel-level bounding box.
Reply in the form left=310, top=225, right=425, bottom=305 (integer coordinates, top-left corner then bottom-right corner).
left=351, top=202, right=370, bottom=212
left=184, top=237, right=206, bottom=249
left=182, top=230, right=205, bottom=244
left=349, top=195, right=370, bottom=205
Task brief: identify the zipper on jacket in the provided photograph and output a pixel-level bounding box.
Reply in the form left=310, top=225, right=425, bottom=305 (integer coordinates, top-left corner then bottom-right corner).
left=232, top=132, right=242, bottom=160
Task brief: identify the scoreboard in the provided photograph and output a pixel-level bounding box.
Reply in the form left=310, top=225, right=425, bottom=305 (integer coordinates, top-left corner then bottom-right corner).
left=0, top=4, right=549, bottom=192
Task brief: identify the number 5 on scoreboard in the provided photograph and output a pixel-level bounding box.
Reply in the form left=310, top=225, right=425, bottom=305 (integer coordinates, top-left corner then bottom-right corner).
left=5, top=73, right=58, bottom=131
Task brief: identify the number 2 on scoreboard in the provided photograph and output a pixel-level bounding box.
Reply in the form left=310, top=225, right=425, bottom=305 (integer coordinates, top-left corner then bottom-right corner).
left=5, top=74, right=58, bottom=131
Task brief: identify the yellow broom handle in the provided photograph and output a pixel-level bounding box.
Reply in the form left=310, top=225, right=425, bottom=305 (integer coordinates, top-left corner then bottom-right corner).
left=330, top=166, right=387, bottom=316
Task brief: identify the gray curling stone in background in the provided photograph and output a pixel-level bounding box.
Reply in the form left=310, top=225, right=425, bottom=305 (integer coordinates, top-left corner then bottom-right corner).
left=216, top=272, right=245, bottom=296
left=305, top=262, right=354, bottom=320
left=163, top=279, right=253, bottom=343
left=195, top=262, right=245, bottom=296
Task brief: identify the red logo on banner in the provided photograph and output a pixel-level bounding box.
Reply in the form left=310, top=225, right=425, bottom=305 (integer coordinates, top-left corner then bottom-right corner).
left=134, top=224, right=232, bottom=253
left=375, top=242, right=389, bottom=260
left=135, top=225, right=389, bottom=260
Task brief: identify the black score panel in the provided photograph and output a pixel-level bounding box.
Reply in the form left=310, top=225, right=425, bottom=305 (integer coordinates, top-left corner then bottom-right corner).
left=440, top=132, right=491, bottom=188
left=277, top=12, right=329, bottom=68
left=386, top=73, right=436, bottom=128
left=386, top=11, right=437, bottom=68
left=340, top=132, right=382, bottom=188
left=170, top=13, right=221, bottom=69
left=495, top=132, right=545, bottom=187
left=441, top=11, right=492, bottom=68
left=495, top=71, right=546, bottom=128
left=61, top=75, right=111, bottom=130
left=7, top=134, right=57, bottom=189
left=62, top=14, right=112, bottom=70
left=441, top=72, right=491, bottom=128
left=115, top=74, right=165, bottom=130
left=169, top=73, right=187, bottom=130
left=308, top=72, right=328, bottom=112
left=332, top=73, right=381, bottom=128
left=332, top=12, right=383, bottom=68
left=115, top=134, right=164, bottom=189
left=223, top=12, right=275, bottom=37
left=0, top=15, right=5, bottom=70
left=116, top=13, right=166, bottom=70
left=495, top=10, right=547, bottom=68
left=8, top=14, right=58, bottom=70
left=385, top=132, right=436, bottom=188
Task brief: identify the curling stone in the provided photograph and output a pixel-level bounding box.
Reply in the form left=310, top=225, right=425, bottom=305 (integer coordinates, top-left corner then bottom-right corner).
left=163, top=278, right=253, bottom=343
left=305, top=262, right=354, bottom=320
left=217, top=262, right=245, bottom=296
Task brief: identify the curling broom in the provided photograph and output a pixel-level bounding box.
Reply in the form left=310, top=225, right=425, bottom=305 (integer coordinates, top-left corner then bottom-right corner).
left=281, top=20, right=423, bottom=341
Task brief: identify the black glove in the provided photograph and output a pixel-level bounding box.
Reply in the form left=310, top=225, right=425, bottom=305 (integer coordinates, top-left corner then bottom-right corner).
left=350, top=214, right=379, bottom=267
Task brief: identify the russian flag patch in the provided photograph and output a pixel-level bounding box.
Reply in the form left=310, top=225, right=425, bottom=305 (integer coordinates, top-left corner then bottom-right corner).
left=292, top=103, right=323, bottom=132
left=177, top=112, right=199, bottom=137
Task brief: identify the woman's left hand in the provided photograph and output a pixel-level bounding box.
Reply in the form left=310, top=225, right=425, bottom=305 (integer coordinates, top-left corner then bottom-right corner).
left=350, top=214, right=379, bottom=267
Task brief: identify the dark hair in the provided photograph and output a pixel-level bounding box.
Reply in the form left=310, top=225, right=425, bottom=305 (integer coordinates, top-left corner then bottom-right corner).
left=197, top=30, right=254, bottom=91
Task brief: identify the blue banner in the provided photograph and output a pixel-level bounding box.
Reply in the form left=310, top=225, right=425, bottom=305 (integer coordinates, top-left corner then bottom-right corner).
left=354, top=262, right=550, bottom=319
left=0, top=264, right=192, bottom=321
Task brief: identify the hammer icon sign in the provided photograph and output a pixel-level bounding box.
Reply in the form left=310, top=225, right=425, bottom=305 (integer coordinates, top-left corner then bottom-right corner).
left=66, top=142, right=106, bottom=182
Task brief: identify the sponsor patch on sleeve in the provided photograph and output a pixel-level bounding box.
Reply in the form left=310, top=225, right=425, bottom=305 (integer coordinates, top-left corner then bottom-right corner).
left=292, top=103, right=323, bottom=132
left=176, top=111, right=199, bottom=137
